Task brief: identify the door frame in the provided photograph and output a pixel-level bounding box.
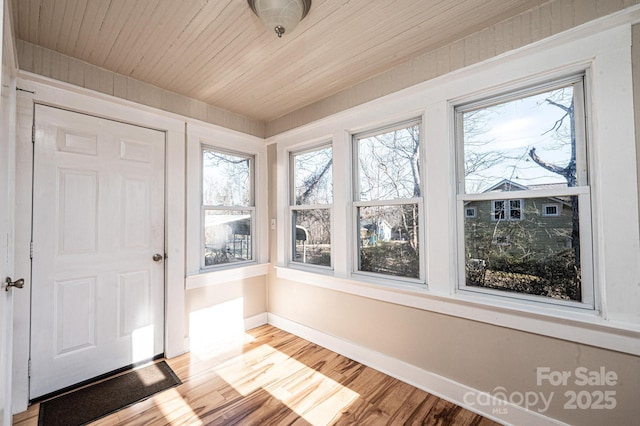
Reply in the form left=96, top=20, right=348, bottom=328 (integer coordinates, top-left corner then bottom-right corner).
left=12, top=75, right=186, bottom=413
left=0, top=0, right=17, bottom=422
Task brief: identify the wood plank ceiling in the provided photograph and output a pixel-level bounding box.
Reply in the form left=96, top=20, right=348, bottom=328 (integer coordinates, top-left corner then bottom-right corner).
left=11, top=0, right=549, bottom=122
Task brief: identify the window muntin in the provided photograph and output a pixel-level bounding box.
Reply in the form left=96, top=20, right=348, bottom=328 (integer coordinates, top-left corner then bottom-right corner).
left=202, top=147, right=255, bottom=268
left=491, top=199, right=523, bottom=221
left=457, top=77, right=591, bottom=306
left=543, top=203, right=560, bottom=217
left=290, top=145, right=333, bottom=268
left=353, top=120, right=423, bottom=281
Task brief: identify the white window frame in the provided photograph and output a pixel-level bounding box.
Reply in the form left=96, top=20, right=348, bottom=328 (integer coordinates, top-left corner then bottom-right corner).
left=352, top=119, right=425, bottom=284
left=542, top=203, right=561, bottom=217
left=465, top=206, right=477, bottom=218
left=289, top=143, right=334, bottom=271
left=455, top=75, right=594, bottom=310
left=491, top=200, right=506, bottom=221
left=200, top=145, right=256, bottom=271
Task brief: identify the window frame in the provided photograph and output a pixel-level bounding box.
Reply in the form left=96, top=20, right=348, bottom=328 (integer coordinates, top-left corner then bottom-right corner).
left=200, top=144, right=256, bottom=271
left=454, top=75, right=594, bottom=310
left=351, top=118, right=426, bottom=284
left=465, top=206, right=477, bottom=218
left=288, top=143, right=334, bottom=271
left=542, top=203, right=561, bottom=217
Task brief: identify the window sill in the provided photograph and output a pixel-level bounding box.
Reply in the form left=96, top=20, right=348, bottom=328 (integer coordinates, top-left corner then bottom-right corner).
left=186, top=263, right=270, bottom=290
left=274, top=266, right=640, bottom=356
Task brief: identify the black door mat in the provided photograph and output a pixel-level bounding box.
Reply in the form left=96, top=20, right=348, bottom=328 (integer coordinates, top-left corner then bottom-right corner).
left=38, top=360, right=182, bottom=426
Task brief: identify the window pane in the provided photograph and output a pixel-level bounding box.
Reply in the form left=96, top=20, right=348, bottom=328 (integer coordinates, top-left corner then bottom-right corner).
left=462, top=85, right=578, bottom=194
left=293, top=147, right=333, bottom=205
left=203, top=149, right=252, bottom=206
left=358, top=204, right=419, bottom=279
left=292, top=209, right=331, bottom=266
left=357, top=124, right=420, bottom=201
left=464, top=196, right=581, bottom=301
left=204, top=210, right=252, bottom=266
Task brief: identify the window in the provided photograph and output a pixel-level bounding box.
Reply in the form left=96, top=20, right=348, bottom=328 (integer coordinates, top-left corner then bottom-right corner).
left=542, top=203, right=560, bottom=217
left=353, top=120, right=423, bottom=280
left=290, top=145, right=333, bottom=267
left=456, top=76, right=592, bottom=306
left=465, top=206, right=477, bottom=218
left=491, top=199, right=523, bottom=221
left=202, top=146, right=254, bottom=268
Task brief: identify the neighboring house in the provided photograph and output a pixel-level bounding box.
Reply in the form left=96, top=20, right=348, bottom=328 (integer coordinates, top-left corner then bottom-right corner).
left=464, top=179, right=573, bottom=260
left=360, top=218, right=392, bottom=244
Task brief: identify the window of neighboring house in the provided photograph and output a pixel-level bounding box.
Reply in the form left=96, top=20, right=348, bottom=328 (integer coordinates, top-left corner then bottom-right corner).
left=465, top=206, right=477, bottom=218
left=456, top=75, right=593, bottom=307
left=290, top=145, right=333, bottom=268
left=201, top=146, right=255, bottom=269
left=491, top=199, right=523, bottom=221
left=353, top=119, right=423, bottom=281
left=543, top=203, right=560, bottom=217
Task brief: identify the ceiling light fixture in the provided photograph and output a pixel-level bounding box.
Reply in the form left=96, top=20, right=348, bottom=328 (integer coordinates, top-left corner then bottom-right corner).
left=247, top=0, right=312, bottom=38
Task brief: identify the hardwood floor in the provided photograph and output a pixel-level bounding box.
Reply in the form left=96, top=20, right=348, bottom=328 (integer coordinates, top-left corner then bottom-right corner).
left=13, top=325, right=499, bottom=425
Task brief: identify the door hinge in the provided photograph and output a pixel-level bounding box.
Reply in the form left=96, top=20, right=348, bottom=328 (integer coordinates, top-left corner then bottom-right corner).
left=30, top=241, right=33, bottom=259
left=31, top=125, right=35, bottom=143
left=28, top=360, right=31, bottom=378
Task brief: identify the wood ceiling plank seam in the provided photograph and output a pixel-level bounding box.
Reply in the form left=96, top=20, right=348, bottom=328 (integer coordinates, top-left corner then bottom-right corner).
left=63, top=0, right=87, bottom=56
left=54, top=0, right=76, bottom=53
left=146, top=0, right=233, bottom=85
left=92, top=0, right=143, bottom=67
left=87, top=0, right=131, bottom=65
left=14, top=0, right=28, bottom=40
left=73, top=0, right=111, bottom=61
left=37, top=0, right=55, bottom=49
left=127, top=0, right=211, bottom=80
left=161, top=4, right=252, bottom=93
left=141, top=0, right=222, bottom=82
left=183, top=26, right=278, bottom=100
left=49, top=0, right=69, bottom=52
left=120, top=0, right=184, bottom=76
left=27, top=0, right=40, bottom=43
left=107, top=0, right=162, bottom=73
left=11, top=0, right=20, bottom=38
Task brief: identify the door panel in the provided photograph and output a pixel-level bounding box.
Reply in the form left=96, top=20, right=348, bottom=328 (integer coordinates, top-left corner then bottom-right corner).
left=30, top=105, right=165, bottom=399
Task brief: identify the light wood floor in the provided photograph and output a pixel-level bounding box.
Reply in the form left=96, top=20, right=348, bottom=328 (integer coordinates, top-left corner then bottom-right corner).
left=13, top=325, right=499, bottom=425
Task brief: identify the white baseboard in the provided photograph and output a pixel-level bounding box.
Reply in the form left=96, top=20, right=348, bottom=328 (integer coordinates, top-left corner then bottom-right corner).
left=267, top=313, right=566, bottom=426
left=245, top=312, right=269, bottom=330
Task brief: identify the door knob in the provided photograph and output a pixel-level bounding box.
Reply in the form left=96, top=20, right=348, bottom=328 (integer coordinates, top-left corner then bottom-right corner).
left=152, top=253, right=164, bottom=262
left=5, top=277, right=25, bottom=291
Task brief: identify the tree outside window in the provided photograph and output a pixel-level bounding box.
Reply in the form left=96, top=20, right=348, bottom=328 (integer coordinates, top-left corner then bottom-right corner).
left=202, top=147, right=254, bottom=268
left=353, top=120, right=422, bottom=280
left=457, top=76, right=590, bottom=304
left=290, top=145, right=333, bottom=267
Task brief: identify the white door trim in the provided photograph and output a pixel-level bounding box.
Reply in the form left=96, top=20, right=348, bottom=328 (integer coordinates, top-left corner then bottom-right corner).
left=12, top=76, right=186, bottom=412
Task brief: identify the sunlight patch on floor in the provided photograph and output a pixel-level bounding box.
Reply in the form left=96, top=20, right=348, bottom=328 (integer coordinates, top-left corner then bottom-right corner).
left=215, top=344, right=360, bottom=425
left=154, top=388, right=204, bottom=425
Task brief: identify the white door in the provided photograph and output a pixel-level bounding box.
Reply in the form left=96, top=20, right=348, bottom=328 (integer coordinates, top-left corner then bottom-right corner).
left=30, top=105, right=165, bottom=399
